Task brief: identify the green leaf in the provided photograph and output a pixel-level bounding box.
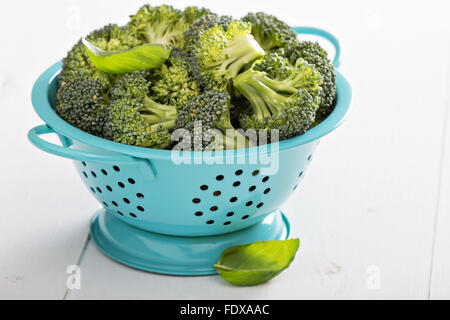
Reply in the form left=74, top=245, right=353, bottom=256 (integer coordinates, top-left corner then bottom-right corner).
left=213, top=238, right=300, bottom=286
left=82, top=39, right=171, bottom=74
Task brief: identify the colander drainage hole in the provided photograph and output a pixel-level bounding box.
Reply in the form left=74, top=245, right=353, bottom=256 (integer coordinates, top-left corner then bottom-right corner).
left=264, top=188, right=271, bottom=194
left=137, top=206, right=144, bottom=212
left=106, top=185, right=112, bottom=192
left=128, top=178, right=135, bottom=184
left=83, top=172, right=88, bottom=178
left=192, top=198, right=201, bottom=204
left=102, top=201, right=108, bottom=207
left=90, top=187, right=95, bottom=194
left=246, top=201, right=253, bottom=207
left=299, top=171, right=303, bottom=178
left=113, top=166, right=120, bottom=172
left=213, top=191, right=221, bottom=196
left=200, top=185, right=208, bottom=191
left=307, top=155, right=312, bottom=161
left=137, top=193, right=144, bottom=199
left=96, top=187, right=102, bottom=193
left=230, top=197, right=238, bottom=203
left=101, top=169, right=107, bottom=176
left=117, top=211, right=124, bottom=216
left=216, top=175, right=224, bottom=181
left=123, top=198, right=130, bottom=204
left=206, top=220, right=215, bottom=224
left=210, top=206, right=218, bottom=211
left=233, top=181, right=241, bottom=187
left=252, top=170, right=260, bottom=176
left=130, top=213, right=137, bottom=218
left=249, top=186, right=256, bottom=192
left=227, top=212, right=234, bottom=217
left=242, top=215, right=250, bottom=220
left=235, top=170, right=243, bottom=176
left=257, top=202, right=264, bottom=208
left=262, top=176, right=269, bottom=183
left=82, top=162, right=86, bottom=167
left=118, top=182, right=125, bottom=188
left=224, top=221, right=231, bottom=226
left=112, top=201, right=118, bottom=207
left=293, top=185, right=298, bottom=190
left=91, top=171, right=97, bottom=178
left=195, top=211, right=203, bottom=216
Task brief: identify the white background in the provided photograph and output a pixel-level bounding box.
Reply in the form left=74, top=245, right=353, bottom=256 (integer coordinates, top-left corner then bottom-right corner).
left=0, top=0, right=449, bottom=299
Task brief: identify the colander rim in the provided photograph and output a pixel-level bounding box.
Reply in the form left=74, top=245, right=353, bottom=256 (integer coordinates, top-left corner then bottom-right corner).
left=31, top=61, right=352, bottom=160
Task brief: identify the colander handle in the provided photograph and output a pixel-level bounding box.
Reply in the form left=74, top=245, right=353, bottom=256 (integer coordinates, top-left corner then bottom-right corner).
left=292, top=27, right=341, bottom=68
left=28, top=125, right=156, bottom=179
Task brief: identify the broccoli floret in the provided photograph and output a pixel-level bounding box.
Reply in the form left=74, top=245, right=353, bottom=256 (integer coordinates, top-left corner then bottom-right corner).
left=175, top=90, right=252, bottom=150
left=183, top=14, right=233, bottom=52
left=242, top=12, right=297, bottom=52
left=128, top=4, right=190, bottom=47
left=60, top=24, right=140, bottom=82
left=87, top=24, right=143, bottom=52
left=233, top=54, right=323, bottom=141
left=151, top=49, right=201, bottom=107
left=277, top=41, right=336, bottom=120
left=181, top=6, right=215, bottom=25
left=103, top=70, right=177, bottom=148
left=56, top=72, right=110, bottom=137
left=56, top=24, right=141, bottom=137
left=190, top=20, right=265, bottom=92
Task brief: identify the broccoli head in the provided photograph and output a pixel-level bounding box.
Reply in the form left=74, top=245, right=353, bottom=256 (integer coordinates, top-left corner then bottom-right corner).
left=277, top=41, right=336, bottom=120
left=242, top=12, right=297, bottom=52
left=104, top=70, right=177, bottom=148
left=183, top=14, right=233, bottom=52
left=175, top=90, right=252, bottom=150
left=56, top=24, right=142, bottom=137
left=190, top=20, right=265, bottom=92
left=151, top=49, right=201, bottom=107
left=56, top=72, right=110, bottom=137
left=128, top=4, right=205, bottom=48
left=61, top=24, right=141, bottom=78
left=181, top=6, right=215, bottom=25
left=233, top=54, right=323, bottom=141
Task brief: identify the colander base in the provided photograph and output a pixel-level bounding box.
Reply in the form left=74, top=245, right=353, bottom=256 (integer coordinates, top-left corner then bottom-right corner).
left=90, top=209, right=290, bottom=276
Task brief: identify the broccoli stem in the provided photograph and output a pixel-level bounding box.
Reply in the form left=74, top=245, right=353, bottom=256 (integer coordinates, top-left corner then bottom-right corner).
left=140, top=97, right=178, bottom=130
left=235, top=83, right=271, bottom=119
left=215, top=109, right=253, bottom=149
left=220, top=35, right=265, bottom=78
left=235, top=69, right=291, bottom=118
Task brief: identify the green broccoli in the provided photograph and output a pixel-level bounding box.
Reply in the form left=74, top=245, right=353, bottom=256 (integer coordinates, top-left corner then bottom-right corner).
left=181, top=6, right=214, bottom=25
left=242, top=12, right=297, bottom=52
left=190, top=20, right=265, bottom=92
left=151, top=49, right=201, bottom=107
left=56, top=72, right=110, bottom=137
left=183, top=14, right=233, bottom=52
left=128, top=4, right=210, bottom=48
left=277, top=41, right=336, bottom=120
left=233, top=53, right=323, bottom=141
left=56, top=24, right=141, bottom=137
left=175, top=90, right=252, bottom=150
left=104, top=70, right=177, bottom=148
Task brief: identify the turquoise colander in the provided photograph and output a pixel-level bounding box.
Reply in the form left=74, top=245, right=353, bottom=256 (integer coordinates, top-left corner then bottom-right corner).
left=28, top=27, right=351, bottom=275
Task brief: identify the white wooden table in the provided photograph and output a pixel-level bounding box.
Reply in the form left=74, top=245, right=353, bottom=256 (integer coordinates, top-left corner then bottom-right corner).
left=1, top=0, right=449, bottom=299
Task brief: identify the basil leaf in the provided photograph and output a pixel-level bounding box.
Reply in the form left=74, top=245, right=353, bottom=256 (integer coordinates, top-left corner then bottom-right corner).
left=214, top=238, right=300, bottom=286
left=82, top=39, right=171, bottom=74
